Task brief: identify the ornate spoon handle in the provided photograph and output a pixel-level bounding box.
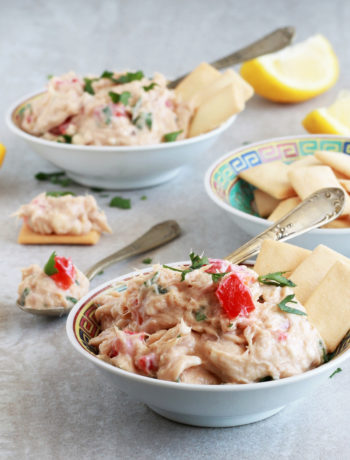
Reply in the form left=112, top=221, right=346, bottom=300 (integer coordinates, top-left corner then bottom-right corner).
left=225, top=187, right=345, bottom=264
left=85, top=220, right=181, bottom=280
left=168, top=26, right=295, bottom=89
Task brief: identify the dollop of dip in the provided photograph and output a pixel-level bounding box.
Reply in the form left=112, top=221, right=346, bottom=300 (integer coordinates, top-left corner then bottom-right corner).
left=16, top=192, right=111, bottom=235
left=90, top=259, right=324, bottom=384
left=17, top=70, right=193, bottom=146
left=18, top=255, right=89, bottom=310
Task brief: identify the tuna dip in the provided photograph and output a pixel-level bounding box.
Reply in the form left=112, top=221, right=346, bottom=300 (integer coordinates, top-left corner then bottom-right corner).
left=17, top=70, right=192, bottom=146
left=15, top=191, right=111, bottom=235
left=18, top=252, right=89, bottom=310
left=90, top=253, right=324, bottom=385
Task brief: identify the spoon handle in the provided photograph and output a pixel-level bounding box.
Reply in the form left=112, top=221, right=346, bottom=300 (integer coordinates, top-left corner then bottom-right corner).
left=225, top=187, right=345, bottom=265
left=168, top=26, right=295, bottom=89
left=85, top=220, right=181, bottom=281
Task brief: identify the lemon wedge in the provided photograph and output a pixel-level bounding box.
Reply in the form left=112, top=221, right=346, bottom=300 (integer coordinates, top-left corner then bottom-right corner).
left=303, top=91, right=350, bottom=135
left=0, top=144, right=6, bottom=167
left=240, top=35, right=339, bottom=103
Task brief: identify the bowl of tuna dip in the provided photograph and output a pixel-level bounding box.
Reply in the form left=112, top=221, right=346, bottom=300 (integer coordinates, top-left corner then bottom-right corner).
left=6, top=69, right=237, bottom=189
left=66, top=254, right=350, bottom=427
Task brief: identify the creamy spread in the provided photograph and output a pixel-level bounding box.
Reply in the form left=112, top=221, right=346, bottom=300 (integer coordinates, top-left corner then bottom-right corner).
left=90, top=260, right=324, bottom=384
left=18, top=263, right=89, bottom=310
left=18, top=71, right=193, bottom=146
left=16, top=192, right=111, bottom=235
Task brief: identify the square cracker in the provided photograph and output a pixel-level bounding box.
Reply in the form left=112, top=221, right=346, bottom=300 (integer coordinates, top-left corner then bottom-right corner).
left=239, top=161, right=295, bottom=200
left=290, top=244, right=350, bottom=304
left=18, top=224, right=100, bottom=245
left=315, top=150, right=350, bottom=178
left=288, top=165, right=350, bottom=215
left=254, top=240, right=311, bottom=276
left=253, top=189, right=280, bottom=218
left=305, top=261, right=350, bottom=352
left=267, top=197, right=301, bottom=222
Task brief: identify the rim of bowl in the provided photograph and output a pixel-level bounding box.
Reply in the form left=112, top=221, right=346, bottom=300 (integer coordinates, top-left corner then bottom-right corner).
left=6, top=90, right=236, bottom=152
left=66, top=261, right=350, bottom=392
left=204, top=134, right=350, bottom=235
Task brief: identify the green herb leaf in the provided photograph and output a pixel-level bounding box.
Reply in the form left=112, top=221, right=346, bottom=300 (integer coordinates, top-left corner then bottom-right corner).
left=44, top=252, right=58, bottom=276
left=102, top=106, right=112, bottom=125
left=258, top=271, right=296, bottom=287
left=142, top=258, right=152, bottom=264
left=278, top=294, right=307, bottom=316
left=47, top=74, right=53, bottom=80
left=329, top=367, right=342, bottom=378
left=320, top=341, right=334, bottom=363
left=259, top=376, right=273, bottom=382
left=35, top=171, right=65, bottom=181
left=75, top=279, right=80, bottom=286
left=133, top=112, right=152, bottom=130
left=109, top=196, right=131, bottom=209
left=18, top=287, right=30, bottom=306
left=163, top=130, right=183, bottom=142
left=140, top=195, right=147, bottom=200
left=97, top=270, right=104, bottom=276
left=57, top=134, right=72, bottom=144
left=83, top=77, right=98, bottom=95
left=100, top=70, right=114, bottom=79
left=194, top=307, right=207, bottom=322
left=90, top=186, right=105, bottom=192
left=211, top=272, right=229, bottom=283
left=108, top=91, right=131, bottom=105
left=189, top=252, right=209, bottom=269
left=177, top=334, right=181, bottom=338
left=46, top=191, right=76, bottom=197
left=114, top=70, right=144, bottom=84
left=228, top=323, right=233, bottom=328
left=162, top=265, right=183, bottom=273
left=66, top=296, right=78, bottom=304
left=143, top=82, right=158, bottom=92
left=157, top=286, right=168, bottom=295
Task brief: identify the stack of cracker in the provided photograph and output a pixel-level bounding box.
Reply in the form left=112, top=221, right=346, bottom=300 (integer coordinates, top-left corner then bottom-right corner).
left=239, top=151, right=350, bottom=228
left=254, top=240, right=350, bottom=353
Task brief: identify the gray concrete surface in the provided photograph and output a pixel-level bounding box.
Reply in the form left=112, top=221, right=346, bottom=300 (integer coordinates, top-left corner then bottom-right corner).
left=1, top=0, right=349, bottom=458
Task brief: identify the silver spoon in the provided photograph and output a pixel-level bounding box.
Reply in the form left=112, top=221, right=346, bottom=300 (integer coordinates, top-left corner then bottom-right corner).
left=225, top=187, right=345, bottom=264
left=17, top=220, right=181, bottom=317
left=168, top=26, right=295, bottom=88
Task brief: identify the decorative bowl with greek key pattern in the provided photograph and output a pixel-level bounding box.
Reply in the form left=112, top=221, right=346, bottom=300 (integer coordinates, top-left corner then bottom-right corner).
left=205, top=135, right=350, bottom=254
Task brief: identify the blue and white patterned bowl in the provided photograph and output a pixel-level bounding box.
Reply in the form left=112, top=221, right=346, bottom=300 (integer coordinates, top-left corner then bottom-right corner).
left=205, top=135, right=350, bottom=254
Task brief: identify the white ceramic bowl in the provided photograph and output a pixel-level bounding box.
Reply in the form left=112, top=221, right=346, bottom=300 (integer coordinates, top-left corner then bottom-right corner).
left=66, top=263, right=350, bottom=428
left=6, top=91, right=236, bottom=190
left=205, top=135, right=350, bottom=254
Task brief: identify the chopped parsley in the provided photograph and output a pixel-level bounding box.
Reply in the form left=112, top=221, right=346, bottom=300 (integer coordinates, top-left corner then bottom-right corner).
left=211, top=272, right=229, bottom=283
left=144, top=271, right=160, bottom=287
left=90, top=186, right=105, bottom=192
left=114, top=70, right=144, bottom=84
left=109, top=196, right=131, bottom=209
left=44, top=252, right=58, bottom=276
left=228, top=323, right=233, bottom=328
left=320, top=341, right=334, bottom=363
left=177, top=334, right=181, bottom=338
left=258, top=271, right=296, bottom=287
left=57, top=134, right=72, bottom=144
left=46, top=191, right=76, bottom=197
left=102, top=106, right=112, bottom=125
left=83, top=77, right=98, bottom=95
left=278, top=294, right=307, bottom=316
left=163, top=130, right=183, bottom=142
left=47, top=74, right=53, bottom=80
left=100, top=70, right=115, bottom=79
left=75, top=279, right=80, bottom=286
left=163, top=252, right=209, bottom=281
left=142, top=258, right=152, bottom=264
left=143, top=82, right=158, bottom=92
left=133, top=112, right=152, bottom=130
left=18, top=287, right=30, bottom=306
left=108, top=91, right=131, bottom=105
left=194, top=307, right=207, bottom=322
left=66, top=296, right=78, bottom=304
left=35, top=171, right=73, bottom=187
left=140, top=195, right=147, bottom=200
left=97, top=270, right=104, bottom=276
left=144, top=271, right=168, bottom=295
left=329, top=368, right=342, bottom=378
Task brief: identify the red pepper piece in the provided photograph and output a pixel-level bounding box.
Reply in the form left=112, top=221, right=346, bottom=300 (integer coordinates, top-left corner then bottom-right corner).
left=50, top=256, right=76, bottom=290
left=216, top=272, right=255, bottom=319
left=136, top=353, right=158, bottom=374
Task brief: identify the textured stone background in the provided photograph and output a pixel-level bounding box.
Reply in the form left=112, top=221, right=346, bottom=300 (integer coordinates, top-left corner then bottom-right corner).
left=1, top=0, right=349, bottom=458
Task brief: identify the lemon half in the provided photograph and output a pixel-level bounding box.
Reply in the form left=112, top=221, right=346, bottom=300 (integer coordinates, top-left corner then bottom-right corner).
left=240, top=34, right=339, bottom=103
left=0, top=144, right=6, bottom=167
left=303, top=91, right=350, bottom=135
